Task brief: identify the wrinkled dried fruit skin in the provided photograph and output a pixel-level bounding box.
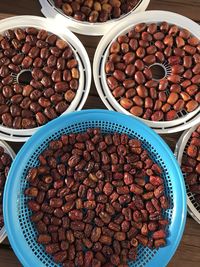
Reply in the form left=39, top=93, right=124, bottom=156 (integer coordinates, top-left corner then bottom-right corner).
left=26, top=129, right=169, bottom=266
left=0, top=26, right=79, bottom=129
left=106, top=21, right=200, bottom=121
left=181, top=126, right=200, bottom=204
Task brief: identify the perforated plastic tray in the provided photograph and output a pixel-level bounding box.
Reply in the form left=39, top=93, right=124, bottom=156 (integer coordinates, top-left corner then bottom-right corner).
left=3, top=110, right=186, bottom=267
left=39, top=0, right=150, bottom=36
left=175, top=124, right=200, bottom=224
left=0, top=140, right=15, bottom=244
left=0, top=16, right=91, bottom=142
left=93, top=10, right=200, bottom=134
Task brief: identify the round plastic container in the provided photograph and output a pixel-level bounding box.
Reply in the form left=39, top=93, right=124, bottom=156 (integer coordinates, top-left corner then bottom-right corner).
left=93, top=10, right=200, bottom=134
left=0, top=16, right=91, bottom=142
left=0, top=140, right=15, bottom=244
left=4, top=110, right=186, bottom=267
left=39, top=0, right=150, bottom=36
left=175, top=124, right=200, bottom=224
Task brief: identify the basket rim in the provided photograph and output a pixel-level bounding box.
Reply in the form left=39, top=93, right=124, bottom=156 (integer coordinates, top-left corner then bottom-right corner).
left=3, top=109, right=187, bottom=267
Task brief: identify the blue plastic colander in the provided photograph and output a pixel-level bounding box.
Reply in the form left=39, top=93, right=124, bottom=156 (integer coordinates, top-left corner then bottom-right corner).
left=3, top=110, right=186, bottom=267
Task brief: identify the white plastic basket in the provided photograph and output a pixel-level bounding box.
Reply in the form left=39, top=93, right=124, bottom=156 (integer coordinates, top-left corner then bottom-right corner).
left=175, top=124, right=200, bottom=224
left=39, top=0, right=150, bottom=36
left=0, top=140, right=15, bottom=243
left=0, top=16, right=91, bottom=142
left=93, top=10, right=200, bottom=134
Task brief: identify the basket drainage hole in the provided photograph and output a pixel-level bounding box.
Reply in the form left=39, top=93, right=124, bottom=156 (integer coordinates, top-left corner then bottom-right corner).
left=149, top=63, right=166, bottom=81
left=17, top=70, right=32, bottom=85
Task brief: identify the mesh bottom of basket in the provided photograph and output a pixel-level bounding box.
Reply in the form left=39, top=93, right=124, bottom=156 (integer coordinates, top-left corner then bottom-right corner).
left=18, top=119, right=173, bottom=267
left=186, top=183, right=200, bottom=212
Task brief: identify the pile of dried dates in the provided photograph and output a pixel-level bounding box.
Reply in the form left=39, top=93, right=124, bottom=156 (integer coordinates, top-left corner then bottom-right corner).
left=25, top=128, right=169, bottom=266
left=105, top=22, right=200, bottom=121
left=54, top=0, right=140, bottom=22
left=181, top=125, right=200, bottom=204
left=0, top=27, right=79, bottom=129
